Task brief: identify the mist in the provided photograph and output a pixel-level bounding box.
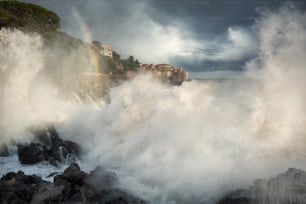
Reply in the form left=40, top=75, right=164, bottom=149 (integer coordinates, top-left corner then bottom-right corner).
left=0, top=28, right=94, bottom=144
left=55, top=6, right=306, bottom=203
left=1, top=5, right=306, bottom=204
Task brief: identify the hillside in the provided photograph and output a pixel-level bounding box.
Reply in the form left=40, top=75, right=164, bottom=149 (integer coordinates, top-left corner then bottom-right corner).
left=0, top=1, right=60, bottom=32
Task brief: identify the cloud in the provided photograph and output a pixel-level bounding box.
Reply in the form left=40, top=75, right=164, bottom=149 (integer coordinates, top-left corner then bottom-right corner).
left=62, top=1, right=258, bottom=69
left=57, top=0, right=201, bottom=65
left=23, top=0, right=295, bottom=71
left=170, top=27, right=258, bottom=71
left=198, top=26, right=258, bottom=62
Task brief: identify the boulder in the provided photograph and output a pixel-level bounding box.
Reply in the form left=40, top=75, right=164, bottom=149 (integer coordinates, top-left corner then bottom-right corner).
left=0, top=171, right=51, bottom=204
left=54, top=163, right=86, bottom=185
left=29, top=125, right=60, bottom=147
left=18, top=143, right=47, bottom=164
left=0, top=163, right=146, bottom=204
left=218, top=168, right=306, bottom=204
left=18, top=125, right=81, bottom=166
left=0, top=144, right=9, bottom=156
left=54, top=163, right=146, bottom=204
left=54, top=163, right=86, bottom=200
left=48, top=140, right=81, bottom=162
left=218, top=189, right=252, bottom=204
left=31, top=185, right=64, bottom=204
left=97, top=189, right=146, bottom=204
left=85, top=166, right=118, bottom=191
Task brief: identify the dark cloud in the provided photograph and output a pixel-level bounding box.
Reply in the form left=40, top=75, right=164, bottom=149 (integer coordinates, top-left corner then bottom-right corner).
left=22, top=0, right=306, bottom=71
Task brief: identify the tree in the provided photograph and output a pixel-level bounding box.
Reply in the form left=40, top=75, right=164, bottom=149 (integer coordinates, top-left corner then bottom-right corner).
left=128, top=56, right=134, bottom=63
left=92, top=40, right=101, bottom=48
left=135, top=59, right=140, bottom=65
left=112, top=51, right=121, bottom=62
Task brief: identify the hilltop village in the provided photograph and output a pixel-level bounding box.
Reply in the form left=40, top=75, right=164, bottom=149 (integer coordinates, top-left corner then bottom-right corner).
left=140, top=64, right=189, bottom=85
left=91, top=42, right=189, bottom=85
left=76, top=42, right=189, bottom=99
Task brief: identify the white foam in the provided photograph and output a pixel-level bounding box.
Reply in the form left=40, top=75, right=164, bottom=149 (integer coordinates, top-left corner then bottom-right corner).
left=58, top=6, right=306, bottom=203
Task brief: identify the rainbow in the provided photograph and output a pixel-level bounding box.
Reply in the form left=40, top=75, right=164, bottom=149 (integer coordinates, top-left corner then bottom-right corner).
left=72, top=8, right=101, bottom=73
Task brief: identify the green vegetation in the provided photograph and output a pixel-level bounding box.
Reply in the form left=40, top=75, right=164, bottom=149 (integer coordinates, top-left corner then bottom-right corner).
left=111, top=54, right=140, bottom=74
left=100, top=55, right=119, bottom=74
left=98, top=53, right=140, bottom=74
left=0, top=1, right=84, bottom=51
left=92, top=41, right=140, bottom=74
left=112, top=51, right=140, bottom=72
left=121, top=55, right=139, bottom=71
left=0, top=1, right=60, bottom=32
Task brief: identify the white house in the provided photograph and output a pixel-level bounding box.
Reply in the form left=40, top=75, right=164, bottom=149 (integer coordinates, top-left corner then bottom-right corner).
left=100, top=44, right=113, bottom=58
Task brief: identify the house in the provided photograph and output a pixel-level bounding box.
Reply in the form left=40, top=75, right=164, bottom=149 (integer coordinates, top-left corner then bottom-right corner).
left=99, top=44, right=113, bottom=58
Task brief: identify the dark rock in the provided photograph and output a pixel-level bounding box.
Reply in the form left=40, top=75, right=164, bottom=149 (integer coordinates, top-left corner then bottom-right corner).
left=47, top=172, right=61, bottom=178
left=31, top=185, right=64, bottom=204
left=46, top=125, right=61, bottom=141
left=218, top=189, right=252, bottom=204
left=54, top=163, right=86, bottom=200
left=18, top=125, right=81, bottom=166
left=0, top=144, right=9, bottom=156
left=63, top=140, right=81, bottom=157
left=55, top=163, right=86, bottom=185
left=218, top=168, right=306, bottom=204
left=29, top=124, right=60, bottom=147
left=85, top=166, right=118, bottom=191
left=0, top=171, right=51, bottom=204
left=54, top=163, right=146, bottom=204
left=18, top=143, right=47, bottom=165
left=79, top=185, right=98, bottom=203
left=48, top=140, right=81, bottom=163
left=98, top=189, right=146, bottom=204
left=0, top=164, right=146, bottom=204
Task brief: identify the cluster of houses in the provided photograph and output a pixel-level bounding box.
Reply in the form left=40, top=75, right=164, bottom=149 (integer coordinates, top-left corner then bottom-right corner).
left=140, top=64, right=189, bottom=84
left=91, top=43, right=189, bottom=84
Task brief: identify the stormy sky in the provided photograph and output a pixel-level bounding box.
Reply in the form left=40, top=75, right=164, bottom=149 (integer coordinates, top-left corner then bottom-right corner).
left=23, top=0, right=306, bottom=71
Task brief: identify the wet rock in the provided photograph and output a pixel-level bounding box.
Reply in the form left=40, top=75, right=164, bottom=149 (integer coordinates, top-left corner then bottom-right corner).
left=218, top=189, right=252, bottom=204
left=97, top=189, right=146, bottom=204
left=85, top=166, right=118, bottom=191
left=18, top=125, right=81, bottom=166
left=54, top=163, right=86, bottom=201
left=48, top=140, right=81, bottom=162
left=0, top=144, right=9, bottom=156
left=29, top=125, right=60, bottom=147
left=0, top=171, right=51, bottom=204
left=0, top=163, right=146, bottom=204
left=55, top=163, right=86, bottom=185
left=31, top=185, right=64, bottom=204
left=47, top=172, right=61, bottom=178
left=18, top=143, right=47, bottom=164
left=55, top=163, right=146, bottom=204
left=218, top=168, right=306, bottom=204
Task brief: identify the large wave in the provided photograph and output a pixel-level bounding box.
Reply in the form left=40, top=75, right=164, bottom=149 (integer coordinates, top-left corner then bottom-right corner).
left=1, top=6, right=306, bottom=204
